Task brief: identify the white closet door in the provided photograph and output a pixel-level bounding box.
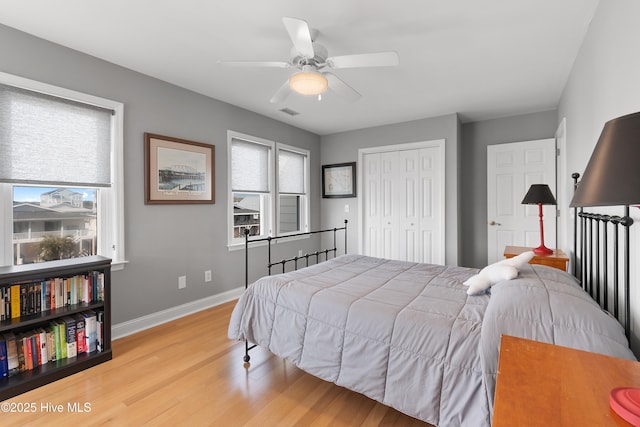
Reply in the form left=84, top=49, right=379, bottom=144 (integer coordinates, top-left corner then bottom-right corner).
left=363, top=152, right=399, bottom=259
left=363, top=152, right=382, bottom=258
left=398, top=148, right=442, bottom=264
left=398, top=150, right=418, bottom=261
left=362, top=142, right=444, bottom=264
left=380, top=151, right=399, bottom=259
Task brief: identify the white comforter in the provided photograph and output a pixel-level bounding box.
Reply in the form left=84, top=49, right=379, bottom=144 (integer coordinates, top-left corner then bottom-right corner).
left=228, top=254, right=634, bottom=426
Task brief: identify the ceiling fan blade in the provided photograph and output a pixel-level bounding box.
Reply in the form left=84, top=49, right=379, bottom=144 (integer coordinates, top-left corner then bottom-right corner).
left=218, top=60, right=291, bottom=68
left=325, top=73, right=361, bottom=102
left=282, top=17, right=315, bottom=58
left=327, top=51, right=399, bottom=69
left=270, top=80, right=291, bottom=104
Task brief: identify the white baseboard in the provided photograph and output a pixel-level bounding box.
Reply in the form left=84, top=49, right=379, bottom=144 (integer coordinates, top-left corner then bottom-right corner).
left=111, top=287, right=244, bottom=340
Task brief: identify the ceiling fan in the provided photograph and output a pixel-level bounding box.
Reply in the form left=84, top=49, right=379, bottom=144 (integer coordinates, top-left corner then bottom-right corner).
left=220, top=17, right=399, bottom=103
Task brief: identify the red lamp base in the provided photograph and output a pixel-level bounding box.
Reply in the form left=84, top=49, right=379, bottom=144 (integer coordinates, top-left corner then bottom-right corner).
left=611, top=387, right=640, bottom=426
left=533, top=245, right=553, bottom=255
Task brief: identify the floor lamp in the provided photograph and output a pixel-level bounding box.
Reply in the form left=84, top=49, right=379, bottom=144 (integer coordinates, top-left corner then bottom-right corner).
left=521, top=184, right=557, bottom=255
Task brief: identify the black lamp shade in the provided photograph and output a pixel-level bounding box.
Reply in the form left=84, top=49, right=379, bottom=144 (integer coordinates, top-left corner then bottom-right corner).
left=570, top=111, right=640, bottom=207
left=521, top=184, right=557, bottom=205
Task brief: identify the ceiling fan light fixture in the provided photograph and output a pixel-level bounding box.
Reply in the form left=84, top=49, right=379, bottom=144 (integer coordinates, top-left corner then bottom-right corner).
left=289, top=70, right=328, bottom=96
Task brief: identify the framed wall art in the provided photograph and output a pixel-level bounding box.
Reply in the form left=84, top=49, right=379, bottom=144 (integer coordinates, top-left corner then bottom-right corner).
left=322, top=162, right=356, bottom=198
left=144, top=133, right=215, bottom=204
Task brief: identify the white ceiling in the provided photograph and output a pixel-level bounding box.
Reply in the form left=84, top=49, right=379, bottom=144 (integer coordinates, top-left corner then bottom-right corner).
left=0, top=0, right=599, bottom=135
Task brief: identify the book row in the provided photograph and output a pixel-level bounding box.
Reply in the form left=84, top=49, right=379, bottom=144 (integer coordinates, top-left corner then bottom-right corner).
left=0, top=310, right=105, bottom=379
left=0, top=272, right=105, bottom=321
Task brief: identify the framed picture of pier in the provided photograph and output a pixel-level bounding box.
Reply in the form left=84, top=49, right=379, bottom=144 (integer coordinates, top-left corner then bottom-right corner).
left=144, top=133, right=215, bottom=204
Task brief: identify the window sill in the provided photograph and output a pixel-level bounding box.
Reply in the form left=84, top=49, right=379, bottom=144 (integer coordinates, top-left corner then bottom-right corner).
left=111, top=259, right=128, bottom=272
left=227, top=233, right=310, bottom=252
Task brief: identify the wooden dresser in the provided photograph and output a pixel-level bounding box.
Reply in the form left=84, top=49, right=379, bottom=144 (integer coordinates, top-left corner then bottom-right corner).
left=503, top=245, right=569, bottom=271
left=493, top=335, right=640, bottom=426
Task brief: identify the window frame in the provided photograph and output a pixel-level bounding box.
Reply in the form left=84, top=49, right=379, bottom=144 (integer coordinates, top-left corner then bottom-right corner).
left=275, top=143, right=310, bottom=237
left=227, top=131, right=275, bottom=247
left=0, top=72, right=126, bottom=270
left=227, top=131, right=310, bottom=249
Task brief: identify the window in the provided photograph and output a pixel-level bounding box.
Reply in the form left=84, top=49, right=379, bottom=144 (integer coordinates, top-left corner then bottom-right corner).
left=0, top=72, right=125, bottom=268
left=229, top=134, right=273, bottom=243
left=277, top=144, right=309, bottom=235
left=227, top=131, right=309, bottom=247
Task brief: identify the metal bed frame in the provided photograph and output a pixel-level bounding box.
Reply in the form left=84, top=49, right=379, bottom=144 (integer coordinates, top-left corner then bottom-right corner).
left=242, top=219, right=348, bottom=363
left=572, top=173, right=634, bottom=339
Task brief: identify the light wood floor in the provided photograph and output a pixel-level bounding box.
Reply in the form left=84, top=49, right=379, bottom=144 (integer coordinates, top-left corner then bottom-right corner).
left=3, top=300, right=432, bottom=426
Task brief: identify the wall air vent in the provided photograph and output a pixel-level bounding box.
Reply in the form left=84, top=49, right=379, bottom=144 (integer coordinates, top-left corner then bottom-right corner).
left=279, top=108, right=299, bottom=116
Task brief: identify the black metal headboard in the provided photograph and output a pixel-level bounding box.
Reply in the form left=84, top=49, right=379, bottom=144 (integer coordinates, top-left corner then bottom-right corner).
left=572, top=173, right=633, bottom=339
left=243, top=219, right=348, bottom=287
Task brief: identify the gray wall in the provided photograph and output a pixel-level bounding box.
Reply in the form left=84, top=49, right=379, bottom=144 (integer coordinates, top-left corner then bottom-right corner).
left=320, top=113, right=461, bottom=265
left=460, top=110, right=558, bottom=268
left=0, top=24, right=322, bottom=324
left=558, top=0, right=640, bottom=353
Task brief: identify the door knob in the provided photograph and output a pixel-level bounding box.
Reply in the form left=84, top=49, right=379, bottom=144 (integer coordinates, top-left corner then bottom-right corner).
left=489, top=220, right=501, bottom=226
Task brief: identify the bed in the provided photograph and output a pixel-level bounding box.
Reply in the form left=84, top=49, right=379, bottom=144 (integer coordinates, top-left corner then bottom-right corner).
left=228, top=177, right=636, bottom=426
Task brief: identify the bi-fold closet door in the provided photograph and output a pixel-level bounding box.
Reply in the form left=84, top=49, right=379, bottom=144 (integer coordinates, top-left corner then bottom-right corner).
left=361, top=141, right=444, bottom=264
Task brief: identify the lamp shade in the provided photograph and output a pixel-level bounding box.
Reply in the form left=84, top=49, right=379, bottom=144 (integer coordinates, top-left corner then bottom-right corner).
left=521, top=184, right=557, bottom=205
left=570, top=111, right=640, bottom=207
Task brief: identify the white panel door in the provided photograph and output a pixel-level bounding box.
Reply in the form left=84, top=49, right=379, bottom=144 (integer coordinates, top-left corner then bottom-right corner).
left=398, top=148, right=442, bottom=263
left=487, top=139, right=557, bottom=264
left=419, top=147, right=442, bottom=264
left=363, top=152, right=382, bottom=258
left=363, top=151, right=400, bottom=260
left=362, top=141, right=444, bottom=264
left=380, top=152, right=398, bottom=259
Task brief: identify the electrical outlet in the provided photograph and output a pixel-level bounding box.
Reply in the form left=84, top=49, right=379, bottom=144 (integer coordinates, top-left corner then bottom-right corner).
left=178, top=275, right=186, bottom=289
left=205, top=270, right=212, bottom=282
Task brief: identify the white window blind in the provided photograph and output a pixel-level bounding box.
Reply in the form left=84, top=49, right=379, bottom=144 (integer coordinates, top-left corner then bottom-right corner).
left=0, top=83, right=113, bottom=187
left=231, top=138, right=270, bottom=193
left=278, top=149, right=306, bottom=194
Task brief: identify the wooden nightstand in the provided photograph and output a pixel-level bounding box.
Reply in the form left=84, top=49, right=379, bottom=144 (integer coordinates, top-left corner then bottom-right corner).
left=504, top=245, right=569, bottom=271
left=493, top=335, right=640, bottom=426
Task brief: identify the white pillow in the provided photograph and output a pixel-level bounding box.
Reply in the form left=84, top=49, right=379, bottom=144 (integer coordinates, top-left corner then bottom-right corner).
left=501, top=251, right=535, bottom=270
left=465, top=263, right=518, bottom=296
left=464, top=251, right=534, bottom=296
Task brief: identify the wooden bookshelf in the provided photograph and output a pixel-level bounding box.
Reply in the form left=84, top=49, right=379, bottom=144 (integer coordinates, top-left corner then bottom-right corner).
left=0, top=256, right=112, bottom=400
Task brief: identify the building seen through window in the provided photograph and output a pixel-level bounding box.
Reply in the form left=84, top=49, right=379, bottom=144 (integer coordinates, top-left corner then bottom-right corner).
left=232, top=193, right=261, bottom=238
left=13, top=186, right=97, bottom=264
